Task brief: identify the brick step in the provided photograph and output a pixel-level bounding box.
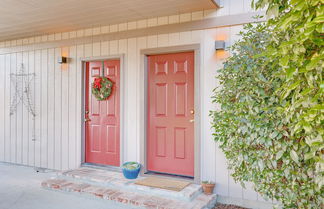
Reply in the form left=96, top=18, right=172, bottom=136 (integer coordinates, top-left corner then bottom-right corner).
left=57, top=167, right=202, bottom=201
left=42, top=178, right=217, bottom=209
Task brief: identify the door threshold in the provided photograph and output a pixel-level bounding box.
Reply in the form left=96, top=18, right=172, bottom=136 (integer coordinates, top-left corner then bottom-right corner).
left=143, top=171, right=194, bottom=183
left=81, top=163, right=121, bottom=172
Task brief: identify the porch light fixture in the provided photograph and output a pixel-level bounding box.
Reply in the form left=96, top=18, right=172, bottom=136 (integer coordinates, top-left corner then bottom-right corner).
left=58, top=56, right=68, bottom=64
left=215, top=40, right=226, bottom=51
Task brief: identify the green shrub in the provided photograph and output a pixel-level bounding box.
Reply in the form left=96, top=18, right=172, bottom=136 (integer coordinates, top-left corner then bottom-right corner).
left=211, top=19, right=323, bottom=208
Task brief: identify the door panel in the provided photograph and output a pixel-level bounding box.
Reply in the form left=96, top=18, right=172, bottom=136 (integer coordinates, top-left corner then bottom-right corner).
left=85, top=60, right=120, bottom=166
left=147, top=52, right=194, bottom=177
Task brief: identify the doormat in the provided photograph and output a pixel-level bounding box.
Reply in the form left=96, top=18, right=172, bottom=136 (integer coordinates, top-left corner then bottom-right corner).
left=135, top=177, right=191, bottom=192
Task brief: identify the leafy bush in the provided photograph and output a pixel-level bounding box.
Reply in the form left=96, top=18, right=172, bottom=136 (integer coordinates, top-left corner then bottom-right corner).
left=211, top=19, right=323, bottom=208
left=252, top=0, right=324, bottom=196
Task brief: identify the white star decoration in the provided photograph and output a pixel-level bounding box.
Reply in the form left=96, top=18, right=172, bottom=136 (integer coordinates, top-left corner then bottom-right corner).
left=10, top=63, right=36, bottom=117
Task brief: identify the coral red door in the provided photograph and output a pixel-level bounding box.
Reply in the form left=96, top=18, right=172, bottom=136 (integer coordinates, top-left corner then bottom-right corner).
left=85, top=60, right=120, bottom=166
left=147, top=52, right=194, bottom=177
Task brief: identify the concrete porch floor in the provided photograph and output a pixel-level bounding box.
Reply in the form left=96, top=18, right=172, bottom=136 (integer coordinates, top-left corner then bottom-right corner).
left=41, top=167, right=216, bottom=208
left=0, top=163, right=217, bottom=209
left=0, top=163, right=130, bottom=209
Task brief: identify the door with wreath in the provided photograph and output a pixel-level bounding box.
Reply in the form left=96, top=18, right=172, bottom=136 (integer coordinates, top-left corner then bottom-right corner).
left=85, top=60, right=120, bottom=166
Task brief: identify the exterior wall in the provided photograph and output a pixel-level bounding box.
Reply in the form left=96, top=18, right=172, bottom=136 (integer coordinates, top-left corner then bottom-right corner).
left=0, top=0, right=272, bottom=207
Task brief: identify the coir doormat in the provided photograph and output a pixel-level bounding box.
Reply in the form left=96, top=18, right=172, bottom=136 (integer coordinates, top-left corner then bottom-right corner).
left=135, top=177, right=190, bottom=192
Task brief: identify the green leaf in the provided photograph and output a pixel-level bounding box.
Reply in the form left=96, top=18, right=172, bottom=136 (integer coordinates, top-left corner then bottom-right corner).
left=316, top=24, right=324, bottom=33
left=302, top=121, right=312, bottom=133
left=279, top=56, right=289, bottom=68
left=276, top=150, right=285, bottom=160
left=306, top=57, right=321, bottom=71
left=313, top=15, right=324, bottom=23
left=290, top=150, right=299, bottom=163
left=267, top=4, right=279, bottom=17
left=304, top=151, right=315, bottom=161
left=285, top=68, right=296, bottom=78
left=270, top=131, right=279, bottom=139
left=287, top=81, right=301, bottom=91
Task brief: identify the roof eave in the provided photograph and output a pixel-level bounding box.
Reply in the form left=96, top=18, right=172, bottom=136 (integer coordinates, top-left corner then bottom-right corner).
left=210, top=0, right=222, bottom=8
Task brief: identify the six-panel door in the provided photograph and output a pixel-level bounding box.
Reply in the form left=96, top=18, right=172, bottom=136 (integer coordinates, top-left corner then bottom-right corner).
left=147, top=52, right=195, bottom=177
left=85, top=60, right=120, bottom=166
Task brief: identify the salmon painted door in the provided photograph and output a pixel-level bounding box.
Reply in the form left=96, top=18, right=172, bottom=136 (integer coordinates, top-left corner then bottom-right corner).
left=85, top=60, right=120, bottom=166
left=147, top=52, right=194, bottom=177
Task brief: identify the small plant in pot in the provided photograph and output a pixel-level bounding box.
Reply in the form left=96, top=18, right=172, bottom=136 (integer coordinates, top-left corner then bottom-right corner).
left=201, top=180, right=215, bottom=195
left=122, top=162, right=141, bottom=179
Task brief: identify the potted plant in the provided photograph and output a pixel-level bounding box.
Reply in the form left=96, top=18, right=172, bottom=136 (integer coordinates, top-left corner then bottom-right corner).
left=201, top=181, right=215, bottom=195
left=122, top=162, right=141, bottom=179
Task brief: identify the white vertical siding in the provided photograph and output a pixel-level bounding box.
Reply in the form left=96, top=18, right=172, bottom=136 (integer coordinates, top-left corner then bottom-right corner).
left=28, top=50, right=35, bottom=166
left=54, top=47, right=62, bottom=170
left=0, top=0, right=267, bottom=204
left=61, top=47, right=69, bottom=170
left=5, top=54, right=11, bottom=162
left=68, top=45, right=77, bottom=169
left=40, top=49, right=48, bottom=168
left=0, top=55, right=5, bottom=161
left=47, top=48, right=55, bottom=169
left=10, top=53, right=17, bottom=164
left=75, top=44, right=84, bottom=168
left=35, top=49, right=42, bottom=167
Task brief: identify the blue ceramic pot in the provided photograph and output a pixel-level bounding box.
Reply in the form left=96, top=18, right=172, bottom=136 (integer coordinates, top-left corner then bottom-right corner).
left=122, top=162, right=141, bottom=179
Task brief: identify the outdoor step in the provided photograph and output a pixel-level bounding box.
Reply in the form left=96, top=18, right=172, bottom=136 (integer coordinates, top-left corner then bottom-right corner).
left=41, top=178, right=217, bottom=209
left=56, top=167, right=202, bottom=201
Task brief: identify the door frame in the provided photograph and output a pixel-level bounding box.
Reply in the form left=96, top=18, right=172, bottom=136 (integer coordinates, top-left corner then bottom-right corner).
left=139, top=44, right=201, bottom=183
left=80, top=55, right=125, bottom=168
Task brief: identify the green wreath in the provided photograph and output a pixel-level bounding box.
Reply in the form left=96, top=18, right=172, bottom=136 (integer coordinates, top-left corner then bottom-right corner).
left=92, top=77, right=113, bottom=101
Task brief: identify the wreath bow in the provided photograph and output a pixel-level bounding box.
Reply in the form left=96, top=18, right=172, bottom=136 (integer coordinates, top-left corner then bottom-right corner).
left=93, top=77, right=103, bottom=89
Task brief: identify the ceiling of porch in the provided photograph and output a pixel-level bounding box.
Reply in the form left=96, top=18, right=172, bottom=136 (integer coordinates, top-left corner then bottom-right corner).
left=0, top=0, right=217, bottom=42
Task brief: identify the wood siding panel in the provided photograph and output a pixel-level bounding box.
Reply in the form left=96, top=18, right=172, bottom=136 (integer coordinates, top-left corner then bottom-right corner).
left=0, top=55, right=5, bottom=161
left=61, top=47, right=69, bottom=170
left=54, top=48, right=62, bottom=170
left=125, top=38, right=137, bottom=162
left=28, top=50, right=35, bottom=166
left=21, top=51, right=28, bottom=165
left=47, top=48, right=55, bottom=169
left=10, top=53, right=17, bottom=163
left=34, top=49, right=42, bottom=167
left=68, top=45, right=77, bottom=169
left=5, top=54, right=11, bottom=162
left=40, top=49, right=48, bottom=168
left=137, top=36, right=147, bottom=161
left=75, top=44, right=84, bottom=168
left=201, top=28, right=217, bottom=186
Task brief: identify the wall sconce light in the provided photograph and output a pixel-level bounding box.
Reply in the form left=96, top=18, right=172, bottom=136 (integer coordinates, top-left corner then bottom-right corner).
left=215, top=40, right=226, bottom=51
left=58, top=56, right=68, bottom=64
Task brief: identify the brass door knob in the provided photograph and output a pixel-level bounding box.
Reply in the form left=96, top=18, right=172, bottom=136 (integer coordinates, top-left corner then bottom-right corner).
left=189, top=119, right=195, bottom=123
left=85, top=118, right=91, bottom=122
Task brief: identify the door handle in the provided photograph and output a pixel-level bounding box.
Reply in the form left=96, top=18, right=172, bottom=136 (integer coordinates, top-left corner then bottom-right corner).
left=85, top=118, right=91, bottom=122
left=189, top=119, right=194, bottom=123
